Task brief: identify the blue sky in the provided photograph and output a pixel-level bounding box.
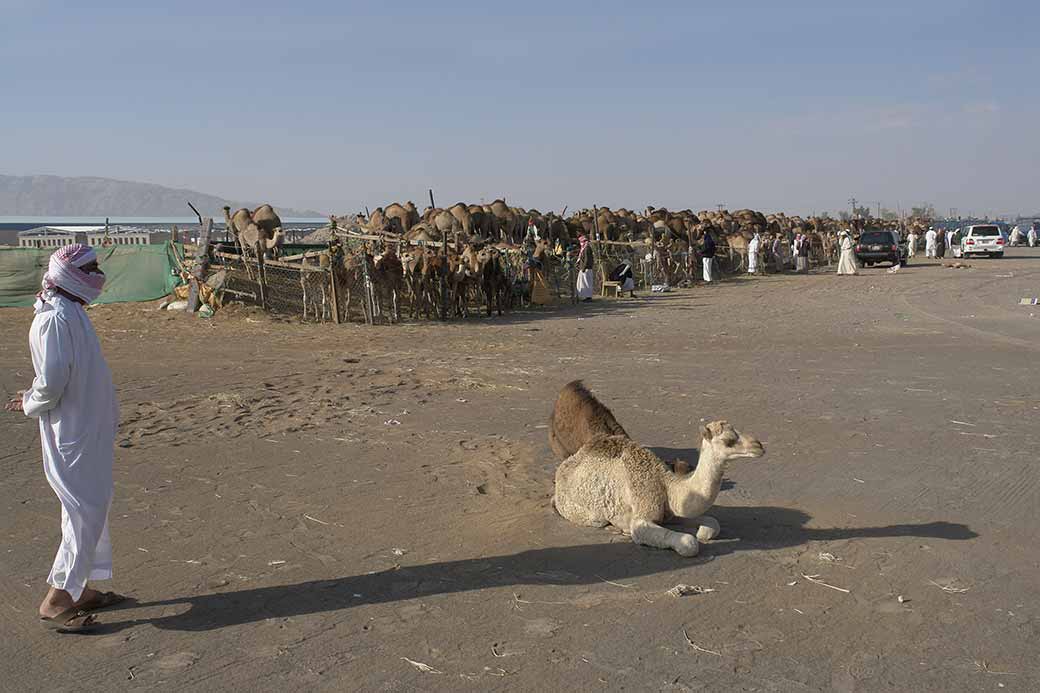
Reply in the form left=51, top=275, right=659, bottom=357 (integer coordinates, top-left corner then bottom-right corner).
left=3, top=1, right=1037, bottom=216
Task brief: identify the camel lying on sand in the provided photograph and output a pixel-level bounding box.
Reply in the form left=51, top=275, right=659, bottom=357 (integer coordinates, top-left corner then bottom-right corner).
left=551, top=386, right=765, bottom=556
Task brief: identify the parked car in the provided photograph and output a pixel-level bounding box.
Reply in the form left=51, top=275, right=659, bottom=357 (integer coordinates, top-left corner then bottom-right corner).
left=959, top=224, right=1005, bottom=258
left=854, top=230, right=907, bottom=267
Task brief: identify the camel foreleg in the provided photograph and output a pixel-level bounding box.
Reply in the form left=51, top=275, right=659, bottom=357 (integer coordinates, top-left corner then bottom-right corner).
left=692, top=515, right=720, bottom=542
left=629, top=518, right=699, bottom=556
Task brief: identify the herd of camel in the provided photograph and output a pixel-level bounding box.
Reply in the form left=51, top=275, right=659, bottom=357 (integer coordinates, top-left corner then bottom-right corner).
left=550, top=380, right=765, bottom=556
left=336, top=198, right=928, bottom=270
left=226, top=198, right=929, bottom=265
left=221, top=200, right=930, bottom=320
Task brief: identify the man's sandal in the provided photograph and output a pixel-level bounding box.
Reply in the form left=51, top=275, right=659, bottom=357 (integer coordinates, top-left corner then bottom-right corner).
left=40, top=608, right=98, bottom=633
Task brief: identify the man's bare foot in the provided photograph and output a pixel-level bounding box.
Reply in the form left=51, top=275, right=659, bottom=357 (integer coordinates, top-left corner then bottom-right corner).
left=38, top=586, right=101, bottom=618
left=38, top=587, right=75, bottom=619
left=74, top=587, right=101, bottom=608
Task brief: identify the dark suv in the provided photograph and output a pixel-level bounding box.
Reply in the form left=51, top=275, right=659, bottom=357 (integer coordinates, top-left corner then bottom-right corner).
left=855, top=230, right=907, bottom=267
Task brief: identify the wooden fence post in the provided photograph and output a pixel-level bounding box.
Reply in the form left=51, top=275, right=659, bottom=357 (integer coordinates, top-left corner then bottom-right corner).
left=429, top=188, right=450, bottom=321
left=327, top=246, right=341, bottom=324
left=358, top=247, right=374, bottom=325
left=256, top=244, right=267, bottom=310
left=186, top=217, right=212, bottom=313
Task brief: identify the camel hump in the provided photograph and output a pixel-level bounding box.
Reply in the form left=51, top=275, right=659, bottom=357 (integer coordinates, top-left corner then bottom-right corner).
left=562, top=378, right=587, bottom=394
left=549, top=379, right=629, bottom=461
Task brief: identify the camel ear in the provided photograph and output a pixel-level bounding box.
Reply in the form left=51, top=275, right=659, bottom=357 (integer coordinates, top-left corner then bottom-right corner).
left=700, top=424, right=712, bottom=441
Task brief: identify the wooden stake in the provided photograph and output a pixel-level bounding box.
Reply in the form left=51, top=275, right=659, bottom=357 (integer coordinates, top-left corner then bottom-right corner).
left=186, top=217, right=212, bottom=313
left=327, top=246, right=341, bottom=324
left=358, top=247, right=374, bottom=325
left=256, top=243, right=267, bottom=310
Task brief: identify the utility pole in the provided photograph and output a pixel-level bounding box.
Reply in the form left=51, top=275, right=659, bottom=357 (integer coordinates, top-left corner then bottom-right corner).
left=848, top=197, right=858, bottom=219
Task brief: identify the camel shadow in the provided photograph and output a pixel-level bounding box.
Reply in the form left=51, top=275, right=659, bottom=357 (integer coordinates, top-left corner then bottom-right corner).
left=695, top=506, right=976, bottom=557
left=97, top=509, right=976, bottom=634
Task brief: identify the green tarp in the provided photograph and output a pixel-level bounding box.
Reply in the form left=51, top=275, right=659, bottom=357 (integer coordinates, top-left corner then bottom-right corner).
left=0, top=243, right=183, bottom=308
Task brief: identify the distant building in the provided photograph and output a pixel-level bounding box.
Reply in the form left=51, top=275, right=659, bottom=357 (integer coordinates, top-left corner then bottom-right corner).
left=17, top=226, right=98, bottom=248
left=86, top=229, right=171, bottom=246
left=16, top=226, right=170, bottom=248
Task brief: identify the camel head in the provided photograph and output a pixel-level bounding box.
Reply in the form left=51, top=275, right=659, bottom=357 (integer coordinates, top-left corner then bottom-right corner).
left=265, top=227, right=285, bottom=250
left=399, top=248, right=421, bottom=275
left=699, top=420, right=764, bottom=462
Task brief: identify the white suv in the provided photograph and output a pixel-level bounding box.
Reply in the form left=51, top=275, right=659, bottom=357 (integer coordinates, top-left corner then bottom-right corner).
left=960, top=224, right=1005, bottom=258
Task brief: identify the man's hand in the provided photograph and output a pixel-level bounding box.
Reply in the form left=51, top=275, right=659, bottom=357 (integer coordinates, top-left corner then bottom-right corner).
left=4, top=390, right=25, bottom=413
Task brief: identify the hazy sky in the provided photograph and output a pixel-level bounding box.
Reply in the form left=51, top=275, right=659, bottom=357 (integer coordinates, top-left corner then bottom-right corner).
left=3, top=1, right=1037, bottom=217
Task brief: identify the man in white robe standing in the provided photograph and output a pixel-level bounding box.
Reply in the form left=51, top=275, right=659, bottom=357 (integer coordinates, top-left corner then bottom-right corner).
left=925, top=227, right=937, bottom=258
left=575, top=233, right=595, bottom=301
left=747, top=230, right=760, bottom=274
left=836, top=228, right=859, bottom=275
left=1029, top=224, right=1038, bottom=248
left=5, top=244, right=124, bottom=632
left=906, top=228, right=918, bottom=259
left=701, top=230, right=717, bottom=282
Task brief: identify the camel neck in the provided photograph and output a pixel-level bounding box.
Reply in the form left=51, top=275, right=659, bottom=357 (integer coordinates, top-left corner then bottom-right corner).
left=667, top=445, right=727, bottom=517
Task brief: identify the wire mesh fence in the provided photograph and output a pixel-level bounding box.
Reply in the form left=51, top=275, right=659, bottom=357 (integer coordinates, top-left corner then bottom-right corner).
left=206, top=234, right=753, bottom=325
left=212, top=248, right=337, bottom=322
left=208, top=239, right=556, bottom=324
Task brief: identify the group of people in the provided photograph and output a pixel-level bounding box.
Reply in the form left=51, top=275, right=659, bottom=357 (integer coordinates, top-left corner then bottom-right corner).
left=1009, top=223, right=1039, bottom=247
left=749, top=228, right=860, bottom=277
left=575, top=218, right=1037, bottom=298
left=921, top=227, right=957, bottom=259
left=746, top=231, right=813, bottom=276
left=575, top=225, right=866, bottom=298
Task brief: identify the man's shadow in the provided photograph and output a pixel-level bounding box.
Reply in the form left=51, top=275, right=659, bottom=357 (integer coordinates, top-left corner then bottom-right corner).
left=98, top=507, right=976, bottom=634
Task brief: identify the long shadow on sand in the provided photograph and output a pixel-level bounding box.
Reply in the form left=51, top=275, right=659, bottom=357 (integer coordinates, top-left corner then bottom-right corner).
left=100, top=510, right=975, bottom=634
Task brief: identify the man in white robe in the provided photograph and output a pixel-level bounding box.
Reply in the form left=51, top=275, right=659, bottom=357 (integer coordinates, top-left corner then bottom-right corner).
left=575, top=233, right=594, bottom=301
left=747, top=232, right=760, bottom=274
left=5, top=244, right=123, bottom=632
left=836, top=228, right=859, bottom=275
left=701, top=231, right=717, bottom=282
left=1029, top=224, right=1038, bottom=248
left=906, top=229, right=918, bottom=259
left=925, top=228, right=937, bottom=258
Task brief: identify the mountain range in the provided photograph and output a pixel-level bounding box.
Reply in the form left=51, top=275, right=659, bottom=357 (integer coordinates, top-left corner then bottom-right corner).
left=0, top=175, right=321, bottom=218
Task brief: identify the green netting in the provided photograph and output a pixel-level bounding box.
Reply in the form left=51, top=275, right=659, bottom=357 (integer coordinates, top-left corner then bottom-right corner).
left=0, top=248, right=49, bottom=307
left=0, top=243, right=184, bottom=308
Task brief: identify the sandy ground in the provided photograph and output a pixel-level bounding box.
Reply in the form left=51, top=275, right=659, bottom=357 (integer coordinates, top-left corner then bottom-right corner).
left=3, top=249, right=1040, bottom=692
